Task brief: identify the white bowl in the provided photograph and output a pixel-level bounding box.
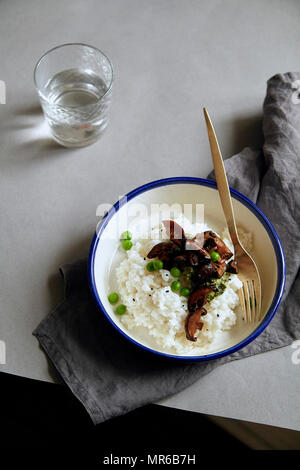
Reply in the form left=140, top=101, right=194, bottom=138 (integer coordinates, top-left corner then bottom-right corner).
left=89, top=177, right=285, bottom=361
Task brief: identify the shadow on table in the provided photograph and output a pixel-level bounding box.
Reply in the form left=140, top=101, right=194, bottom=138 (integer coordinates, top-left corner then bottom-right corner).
left=219, top=112, right=264, bottom=159
left=1, top=102, right=77, bottom=164
left=2, top=102, right=44, bottom=130
left=15, top=103, right=44, bottom=116
left=22, top=137, right=64, bottom=153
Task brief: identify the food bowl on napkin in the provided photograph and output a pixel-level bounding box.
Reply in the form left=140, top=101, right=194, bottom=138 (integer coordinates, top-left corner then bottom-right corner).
left=88, top=177, right=285, bottom=361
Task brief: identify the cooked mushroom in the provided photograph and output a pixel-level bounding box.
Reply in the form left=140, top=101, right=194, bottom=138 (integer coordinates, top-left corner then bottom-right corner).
left=188, top=286, right=215, bottom=312
left=194, top=232, right=205, bottom=246
left=191, top=263, right=216, bottom=287
left=173, top=254, right=189, bottom=270
left=185, top=307, right=206, bottom=342
left=203, top=231, right=217, bottom=251
left=162, top=220, right=186, bottom=248
left=147, top=242, right=179, bottom=269
left=185, top=239, right=211, bottom=266
left=226, top=260, right=238, bottom=274
left=188, top=253, right=200, bottom=266
left=185, top=239, right=210, bottom=257
left=212, top=260, right=227, bottom=278
left=185, top=239, right=203, bottom=251
left=203, top=231, right=233, bottom=260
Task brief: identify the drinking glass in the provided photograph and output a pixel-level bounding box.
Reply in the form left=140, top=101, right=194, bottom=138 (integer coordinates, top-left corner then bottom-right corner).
left=34, top=43, right=113, bottom=147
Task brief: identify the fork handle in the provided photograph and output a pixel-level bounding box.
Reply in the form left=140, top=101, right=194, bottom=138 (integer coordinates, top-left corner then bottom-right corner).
left=203, top=108, right=240, bottom=248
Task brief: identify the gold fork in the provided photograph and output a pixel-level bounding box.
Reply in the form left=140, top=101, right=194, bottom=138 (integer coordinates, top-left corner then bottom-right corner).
left=203, top=108, right=262, bottom=322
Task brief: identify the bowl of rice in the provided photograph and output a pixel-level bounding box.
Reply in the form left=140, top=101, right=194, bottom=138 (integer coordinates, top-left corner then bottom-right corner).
left=89, top=177, right=285, bottom=361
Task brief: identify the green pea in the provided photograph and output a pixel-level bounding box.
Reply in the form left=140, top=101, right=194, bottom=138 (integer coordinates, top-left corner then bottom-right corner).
left=180, top=287, right=190, bottom=297
left=121, top=230, right=132, bottom=240
left=116, top=304, right=127, bottom=315
left=122, top=239, right=133, bottom=250
left=153, top=259, right=164, bottom=270
left=171, top=280, right=181, bottom=292
left=170, top=267, right=181, bottom=278
left=108, top=292, right=119, bottom=304
left=146, top=261, right=155, bottom=272
left=210, top=251, right=220, bottom=262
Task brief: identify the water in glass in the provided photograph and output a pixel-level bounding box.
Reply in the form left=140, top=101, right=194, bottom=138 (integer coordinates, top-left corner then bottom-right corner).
left=42, top=68, right=111, bottom=147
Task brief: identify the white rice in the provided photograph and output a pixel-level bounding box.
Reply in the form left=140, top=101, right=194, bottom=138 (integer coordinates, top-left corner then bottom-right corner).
left=115, top=217, right=252, bottom=354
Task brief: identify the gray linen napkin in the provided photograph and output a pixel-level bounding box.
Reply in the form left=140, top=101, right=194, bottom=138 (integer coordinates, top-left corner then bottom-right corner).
left=33, top=72, right=300, bottom=425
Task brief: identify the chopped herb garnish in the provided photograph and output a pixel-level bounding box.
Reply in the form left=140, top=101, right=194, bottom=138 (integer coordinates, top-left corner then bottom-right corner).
left=205, top=272, right=231, bottom=303
left=182, top=266, right=194, bottom=281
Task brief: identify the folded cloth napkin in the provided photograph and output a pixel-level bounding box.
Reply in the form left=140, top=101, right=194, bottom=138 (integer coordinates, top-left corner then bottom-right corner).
left=33, top=73, right=300, bottom=425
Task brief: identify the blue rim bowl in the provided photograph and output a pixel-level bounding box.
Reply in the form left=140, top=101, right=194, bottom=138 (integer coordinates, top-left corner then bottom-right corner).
left=88, top=177, right=286, bottom=362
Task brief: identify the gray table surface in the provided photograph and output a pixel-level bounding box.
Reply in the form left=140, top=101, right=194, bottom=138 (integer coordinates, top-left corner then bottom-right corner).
left=1, top=0, right=300, bottom=431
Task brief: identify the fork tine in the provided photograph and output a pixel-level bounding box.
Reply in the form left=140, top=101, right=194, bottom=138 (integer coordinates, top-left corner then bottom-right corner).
left=248, top=280, right=256, bottom=322
left=238, top=287, right=247, bottom=321
left=243, top=281, right=251, bottom=322
left=253, top=279, right=261, bottom=321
